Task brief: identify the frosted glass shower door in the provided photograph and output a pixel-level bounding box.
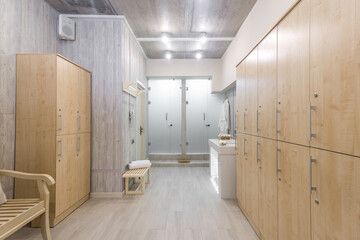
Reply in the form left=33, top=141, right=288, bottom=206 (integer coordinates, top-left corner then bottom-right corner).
left=148, top=79, right=182, bottom=154
left=186, top=79, right=209, bottom=153
left=186, top=79, right=225, bottom=154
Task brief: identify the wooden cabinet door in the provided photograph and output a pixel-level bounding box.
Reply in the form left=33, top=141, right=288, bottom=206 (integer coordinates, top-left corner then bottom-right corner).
left=78, top=68, right=91, bottom=133
left=244, top=135, right=259, bottom=226
left=57, top=57, right=79, bottom=135
left=55, top=134, right=77, bottom=217
left=277, top=142, right=310, bottom=240
left=277, top=0, right=310, bottom=146
left=76, top=133, right=91, bottom=200
left=310, top=148, right=360, bottom=240
left=258, top=28, right=277, bottom=140
left=245, top=49, right=258, bottom=135
left=236, top=134, right=246, bottom=209
left=236, top=62, right=246, bottom=134
left=310, top=0, right=360, bottom=157
left=258, top=138, right=277, bottom=240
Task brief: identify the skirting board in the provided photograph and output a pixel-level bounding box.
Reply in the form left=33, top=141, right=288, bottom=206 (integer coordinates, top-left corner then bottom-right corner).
left=90, top=192, right=124, bottom=199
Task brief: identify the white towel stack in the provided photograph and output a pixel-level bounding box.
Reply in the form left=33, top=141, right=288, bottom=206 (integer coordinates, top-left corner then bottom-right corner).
left=128, top=160, right=151, bottom=169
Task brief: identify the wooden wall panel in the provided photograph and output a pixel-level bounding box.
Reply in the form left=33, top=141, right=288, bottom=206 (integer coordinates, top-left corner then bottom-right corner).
left=122, top=22, right=147, bottom=172
left=61, top=20, right=123, bottom=192
left=61, top=19, right=146, bottom=192
left=0, top=0, right=60, bottom=198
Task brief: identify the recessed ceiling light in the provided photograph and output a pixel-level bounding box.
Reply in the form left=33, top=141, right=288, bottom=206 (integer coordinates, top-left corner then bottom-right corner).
left=161, top=32, right=169, bottom=43
left=165, top=51, right=172, bottom=59
left=195, top=52, right=202, bottom=59
left=200, top=33, right=207, bottom=44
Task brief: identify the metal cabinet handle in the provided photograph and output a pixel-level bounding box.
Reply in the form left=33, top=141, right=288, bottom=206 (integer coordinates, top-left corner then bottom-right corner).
left=257, top=110, right=259, bottom=133
left=276, top=147, right=281, bottom=174
left=309, top=155, right=317, bottom=193
left=58, top=114, right=62, bottom=131
left=166, top=113, right=168, bottom=121
left=275, top=108, right=278, bottom=136
left=256, top=141, right=260, bottom=163
left=78, top=136, right=81, bottom=152
left=58, top=140, right=62, bottom=157
left=243, top=112, right=246, bottom=131
left=309, top=102, right=316, bottom=141
left=244, top=138, right=247, bottom=156
left=203, top=113, right=206, bottom=121
left=276, top=108, right=281, bottom=135
left=78, top=115, right=81, bottom=130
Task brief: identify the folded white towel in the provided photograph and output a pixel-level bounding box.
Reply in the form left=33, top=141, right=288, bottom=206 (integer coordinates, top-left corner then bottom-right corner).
left=129, top=160, right=151, bottom=169
left=0, top=182, right=7, bottom=205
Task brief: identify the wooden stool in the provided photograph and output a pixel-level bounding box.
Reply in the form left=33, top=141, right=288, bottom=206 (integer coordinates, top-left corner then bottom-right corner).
left=122, top=166, right=151, bottom=195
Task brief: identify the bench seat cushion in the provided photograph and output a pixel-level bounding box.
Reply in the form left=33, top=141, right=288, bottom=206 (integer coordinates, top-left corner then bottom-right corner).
left=0, top=199, right=45, bottom=239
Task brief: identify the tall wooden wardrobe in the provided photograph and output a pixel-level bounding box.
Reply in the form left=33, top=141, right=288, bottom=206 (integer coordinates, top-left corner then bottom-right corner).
left=235, top=0, right=360, bottom=239
left=15, top=54, right=91, bottom=226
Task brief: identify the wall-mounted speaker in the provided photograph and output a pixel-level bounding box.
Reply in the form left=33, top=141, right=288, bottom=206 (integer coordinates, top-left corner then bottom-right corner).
left=58, top=15, right=76, bottom=40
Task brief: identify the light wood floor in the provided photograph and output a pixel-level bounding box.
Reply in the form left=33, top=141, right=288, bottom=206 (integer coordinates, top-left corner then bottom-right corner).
left=9, top=167, right=258, bottom=240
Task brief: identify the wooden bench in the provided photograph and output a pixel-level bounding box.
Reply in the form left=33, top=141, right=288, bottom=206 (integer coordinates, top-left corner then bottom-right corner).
left=0, top=170, right=55, bottom=240
left=122, top=165, right=151, bottom=195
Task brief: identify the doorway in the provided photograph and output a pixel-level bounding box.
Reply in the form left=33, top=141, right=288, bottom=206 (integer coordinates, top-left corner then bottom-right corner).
left=148, top=78, right=225, bottom=156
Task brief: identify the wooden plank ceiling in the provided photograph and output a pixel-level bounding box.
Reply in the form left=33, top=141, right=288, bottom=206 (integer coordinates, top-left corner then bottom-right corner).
left=45, top=0, right=257, bottom=59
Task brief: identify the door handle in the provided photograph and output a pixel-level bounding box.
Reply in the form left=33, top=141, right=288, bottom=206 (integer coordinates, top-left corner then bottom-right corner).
left=168, top=124, right=173, bottom=127
left=78, top=136, right=81, bottom=152
left=244, top=138, right=247, bottom=156
left=257, top=110, right=259, bottom=133
left=309, top=102, right=316, bottom=141
left=205, top=124, right=210, bottom=127
left=166, top=113, right=168, bottom=121
left=58, top=139, right=62, bottom=157
left=309, top=155, right=317, bottom=193
left=276, top=147, right=281, bottom=174
left=243, top=112, right=246, bottom=131
left=256, top=142, right=258, bottom=162
left=203, top=113, right=206, bottom=121
left=58, top=114, right=62, bottom=131
left=78, top=115, right=81, bottom=130
left=275, top=108, right=279, bottom=135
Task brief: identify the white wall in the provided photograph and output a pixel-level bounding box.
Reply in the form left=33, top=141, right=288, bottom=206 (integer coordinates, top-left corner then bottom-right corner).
left=146, top=59, right=222, bottom=92
left=219, top=0, right=298, bottom=90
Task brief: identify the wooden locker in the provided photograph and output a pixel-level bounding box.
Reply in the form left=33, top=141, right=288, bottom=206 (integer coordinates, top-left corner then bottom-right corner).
left=244, top=135, right=259, bottom=227
left=236, top=134, right=246, bottom=209
left=277, top=142, right=310, bottom=240
left=257, top=28, right=277, bottom=140
left=245, top=49, right=258, bottom=135
left=78, top=69, right=91, bottom=133
left=57, top=57, right=79, bottom=135
left=236, top=62, right=246, bottom=134
left=15, top=54, right=91, bottom=227
left=277, top=0, right=310, bottom=146
left=55, top=134, right=78, bottom=217
left=76, top=133, right=91, bottom=200
left=310, top=148, right=360, bottom=240
left=309, top=0, right=360, bottom=157
left=258, top=138, right=278, bottom=240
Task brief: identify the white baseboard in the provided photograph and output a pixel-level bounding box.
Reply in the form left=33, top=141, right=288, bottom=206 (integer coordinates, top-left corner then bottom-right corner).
left=90, top=192, right=124, bottom=199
